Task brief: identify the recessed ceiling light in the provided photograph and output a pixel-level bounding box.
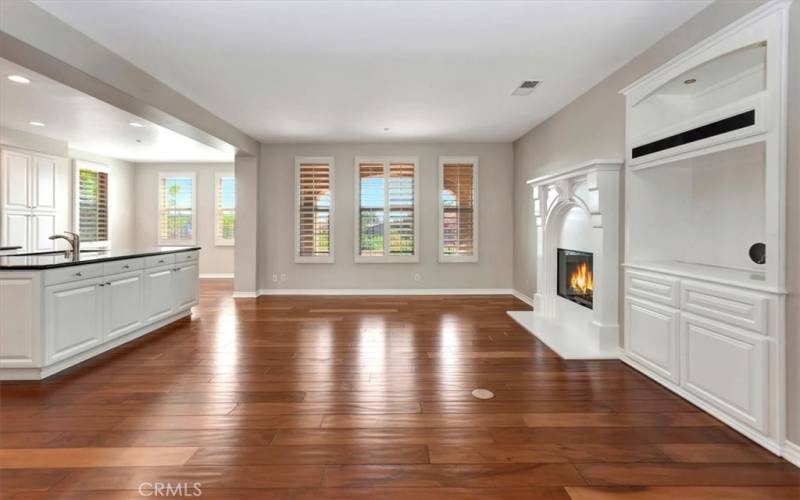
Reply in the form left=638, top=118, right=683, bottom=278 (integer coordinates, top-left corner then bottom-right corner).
left=684, top=78, right=697, bottom=85
left=7, top=75, right=31, bottom=84
left=29, top=121, right=45, bottom=127
left=129, top=122, right=144, bottom=128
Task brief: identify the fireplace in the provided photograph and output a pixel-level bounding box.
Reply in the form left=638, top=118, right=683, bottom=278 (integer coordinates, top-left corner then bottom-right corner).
left=557, top=248, right=593, bottom=309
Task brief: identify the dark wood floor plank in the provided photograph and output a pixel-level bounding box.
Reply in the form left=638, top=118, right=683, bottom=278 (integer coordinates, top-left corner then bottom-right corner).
left=186, top=444, right=429, bottom=465
left=576, top=463, right=800, bottom=486
left=565, top=486, right=800, bottom=500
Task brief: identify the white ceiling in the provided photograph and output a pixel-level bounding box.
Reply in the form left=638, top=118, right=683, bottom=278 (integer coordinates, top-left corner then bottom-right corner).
left=0, top=58, right=235, bottom=162
left=34, top=0, right=712, bottom=143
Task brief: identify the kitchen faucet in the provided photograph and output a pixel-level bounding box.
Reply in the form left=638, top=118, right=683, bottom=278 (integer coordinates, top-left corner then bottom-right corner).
left=48, top=231, right=81, bottom=258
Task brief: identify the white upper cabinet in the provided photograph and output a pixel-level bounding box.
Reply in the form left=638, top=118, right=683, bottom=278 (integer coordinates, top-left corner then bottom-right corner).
left=2, top=150, right=31, bottom=211
left=32, top=155, right=57, bottom=211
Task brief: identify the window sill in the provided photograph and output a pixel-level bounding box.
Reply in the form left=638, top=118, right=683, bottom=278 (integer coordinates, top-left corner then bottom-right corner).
left=295, top=256, right=335, bottom=264
left=355, top=255, right=419, bottom=264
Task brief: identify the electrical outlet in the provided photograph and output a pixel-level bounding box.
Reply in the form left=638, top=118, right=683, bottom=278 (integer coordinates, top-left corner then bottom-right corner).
left=280, top=273, right=287, bottom=282
left=414, top=273, right=421, bottom=281
left=272, top=273, right=278, bottom=282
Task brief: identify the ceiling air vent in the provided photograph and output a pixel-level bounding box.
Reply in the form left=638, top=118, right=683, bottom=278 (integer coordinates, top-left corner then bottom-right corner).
left=512, top=80, right=541, bottom=96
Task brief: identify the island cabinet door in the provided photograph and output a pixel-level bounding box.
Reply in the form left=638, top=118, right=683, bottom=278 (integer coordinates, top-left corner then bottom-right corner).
left=173, top=263, right=199, bottom=312
left=45, top=278, right=104, bottom=364
left=144, top=264, right=175, bottom=324
left=104, top=270, right=145, bottom=341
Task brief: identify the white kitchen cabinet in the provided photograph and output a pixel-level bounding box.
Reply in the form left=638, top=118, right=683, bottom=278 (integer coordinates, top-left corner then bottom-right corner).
left=1, top=147, right=65, bottom=251
left=144, top=264, right=176, bottom=324
left=174, top=263, right=199, bottom=312
left=0, top=276, right=39, bottom=368
left=2, top=212, right=29, bottom=249
left=104, top=270, right=145, bottom=340
left=1, top=250, right=199, bottom=379
left=2, top=150, right=31, bottom=211
left=31, top=213, right=56, bottom=252
left=32, top=155, right=56, bottom=211
left=45, top=277, right=104, bottom=364
left=624, top=296, right=680, bottom=384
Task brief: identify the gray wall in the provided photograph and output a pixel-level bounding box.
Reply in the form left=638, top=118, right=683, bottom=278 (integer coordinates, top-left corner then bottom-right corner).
left=513, top=0, right=800, bottom=445
left=133, top=162, right=235, bottom=275
left=258, top=142, right=514, bottom=291
left=69, top=149, right=136, bottom=250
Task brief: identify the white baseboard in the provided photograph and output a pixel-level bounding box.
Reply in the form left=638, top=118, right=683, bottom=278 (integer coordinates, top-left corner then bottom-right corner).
left=232, top=291, right=258, bottom=298
left=511, top=289, right=535, bottom=307
left=199, top=273, right=234, bottom=279
left=783, top=440, right=800, bottom=467
left=256, top=288, right=516, bottom=296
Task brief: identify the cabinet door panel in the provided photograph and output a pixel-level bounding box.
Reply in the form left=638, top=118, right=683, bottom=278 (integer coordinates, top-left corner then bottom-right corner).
left=105, top=271, right=144, bottom=340
left=31, top=214, right=56, bottom=252
left=32, top=156, right=56, bottom=210
left=3, top=212, right=29, bottom=250
left=45, top=279, right=103, bottom=363
left=681, top=313, right=767, bottom=432
left=144, top=266, right=174, bottom=324
left=174, top=263, right=198, bottom=312
left=0, top=278, right=37, bottom=367
left=625, top=297, right=680, bottom=383
left=2, top=150, right=30, bottom=210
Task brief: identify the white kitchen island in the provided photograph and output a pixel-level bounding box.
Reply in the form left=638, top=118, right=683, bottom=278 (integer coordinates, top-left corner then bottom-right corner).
left=0, top=246, right=200, bottom=380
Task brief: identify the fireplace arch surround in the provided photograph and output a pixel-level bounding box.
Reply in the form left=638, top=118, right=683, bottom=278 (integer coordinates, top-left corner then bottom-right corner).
left=509, top=159, right=622, bottom=359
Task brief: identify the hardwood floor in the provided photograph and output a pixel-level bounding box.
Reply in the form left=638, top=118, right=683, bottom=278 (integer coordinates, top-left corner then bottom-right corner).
left=1, top=279, right=798, bottom=499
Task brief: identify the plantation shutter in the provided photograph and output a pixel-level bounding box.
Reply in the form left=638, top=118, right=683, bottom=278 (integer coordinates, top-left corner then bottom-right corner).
left=216, top=175, right=236, bottom=243
left=388, top=162, right=415, bottom=256
left=442, top=162, right=475, bottom=257
left=298, top=161, right=332, bottom=257
left=358, top=163, right=385, bottom=257
left=78, top=168, right=108, bottom=243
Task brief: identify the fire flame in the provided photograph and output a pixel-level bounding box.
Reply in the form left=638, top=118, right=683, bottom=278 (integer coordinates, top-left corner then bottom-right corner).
left=569, top=262, right=593, bottom=294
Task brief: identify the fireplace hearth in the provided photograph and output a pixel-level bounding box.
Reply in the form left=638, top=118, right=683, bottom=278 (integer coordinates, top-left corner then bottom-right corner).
left=557, top=248, right=593, bottom=309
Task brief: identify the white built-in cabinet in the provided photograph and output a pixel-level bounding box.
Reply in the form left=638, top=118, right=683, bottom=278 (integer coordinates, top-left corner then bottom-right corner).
left=1, top=147, right=67, bottom=251
left=0, top=250, right=199, bottom=380
left=620, top=2, right=789, bottom=456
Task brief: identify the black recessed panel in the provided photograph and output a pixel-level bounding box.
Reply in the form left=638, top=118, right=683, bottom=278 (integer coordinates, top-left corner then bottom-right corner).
left=632, top=110, right=755, bottom=159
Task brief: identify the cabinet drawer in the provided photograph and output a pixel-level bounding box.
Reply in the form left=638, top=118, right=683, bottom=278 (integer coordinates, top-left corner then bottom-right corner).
left=145, top=253, right=175, bottom=268
left=680, top=313, right=767, bottom=432
left=681, top=281, right=767, bottom=334
left=103, top=258, right=144, bottom=276
left=175, top=251, right=198, bottom=264
left=626, top=270, right=680, bottom=307
left=44, top=264, right=104, bottom=286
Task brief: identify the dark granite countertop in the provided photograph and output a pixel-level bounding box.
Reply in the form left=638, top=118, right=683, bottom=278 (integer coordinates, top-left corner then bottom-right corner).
left=0, top=246, right=201, bottom=270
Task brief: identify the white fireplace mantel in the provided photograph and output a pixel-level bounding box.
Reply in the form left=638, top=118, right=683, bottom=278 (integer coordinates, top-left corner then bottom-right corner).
left=509, top=159, right=623, bottom=359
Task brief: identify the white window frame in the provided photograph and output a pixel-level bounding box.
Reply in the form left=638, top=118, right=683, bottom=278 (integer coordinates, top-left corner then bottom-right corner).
left=214, top=171, right=236, bottom=246
left=73, top=160, right=110, bottom=249
left=439, top=156, right=479, bottom=263
left=158, top=171, right=197, bottom=246
left=353, top=156, right=419, bottom=263
left=294, top=156, right=335, bottom=263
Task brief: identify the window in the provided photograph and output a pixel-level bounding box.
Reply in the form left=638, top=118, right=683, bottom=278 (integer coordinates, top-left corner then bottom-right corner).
left=215, top=173, right=236, bottom=246
left=439, top=156, right=478, bottom=262
left=295, top=157, right=334, bottom=262
left=74, top=161, right=109, bottom=247
left=355, top=157, right=418, bottom=262
left=158, top=172, right=196, bottom=245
